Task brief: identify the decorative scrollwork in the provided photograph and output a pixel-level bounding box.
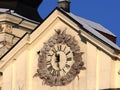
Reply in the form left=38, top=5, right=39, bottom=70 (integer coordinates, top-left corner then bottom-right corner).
left=0, top=24, right=3, bottom=32
left=0, top=24, right=12, bottom=33
left=35, top=29, right=85, bottom=86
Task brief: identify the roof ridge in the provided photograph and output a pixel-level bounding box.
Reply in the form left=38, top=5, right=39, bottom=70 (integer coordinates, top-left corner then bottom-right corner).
left=58, top=9, right=120, bottom=51
left=69, top=13, right=116, bottom=37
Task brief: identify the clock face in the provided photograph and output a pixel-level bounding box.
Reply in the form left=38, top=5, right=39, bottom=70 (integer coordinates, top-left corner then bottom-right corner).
left=35, top=30, right=84, bottom=86
left=46, top=44, right=74, bottom=77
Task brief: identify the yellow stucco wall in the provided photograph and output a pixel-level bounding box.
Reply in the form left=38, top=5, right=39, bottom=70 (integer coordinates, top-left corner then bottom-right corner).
left=0, top=9, right=120, bottom=90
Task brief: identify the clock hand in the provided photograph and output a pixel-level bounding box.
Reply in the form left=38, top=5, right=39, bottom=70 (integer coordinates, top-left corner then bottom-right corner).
left=55, top=54, right=61, bottom=70
left=57, top=63, right=60, bottom=70
left=57, top=54, right=60, bottom=62
left=55, top=53, right=60, bottom=63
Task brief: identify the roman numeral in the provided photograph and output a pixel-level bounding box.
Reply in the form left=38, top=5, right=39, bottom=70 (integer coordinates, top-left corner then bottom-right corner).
left=66, top=51, right=71, bottom=55
left=46, top=60, right=51, bottom=65
left=51, top=70, right=60, bottom=77
left=47, top=65, right=60, bottom=76
left=63, top=46, right=66, bottom=52
left=52, top=47, right=57, bottom=53
left=62, top=69, right=66, bottom=73
left=67, top=57, right=72, bottom=61
left=65, top=64, right=70, bottom=69
left=56, top=70, right=60, bottom=77
left=57, top=45, right=62, bottom=51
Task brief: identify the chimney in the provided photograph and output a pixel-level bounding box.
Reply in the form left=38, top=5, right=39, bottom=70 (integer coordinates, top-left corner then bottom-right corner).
left=58, top=0, right=70, bottom=12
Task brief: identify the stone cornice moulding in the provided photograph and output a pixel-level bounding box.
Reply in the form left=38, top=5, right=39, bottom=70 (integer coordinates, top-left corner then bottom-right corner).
left=0, top=13, right=38, bottom=30
left=0, top=33, right=30, bottom=71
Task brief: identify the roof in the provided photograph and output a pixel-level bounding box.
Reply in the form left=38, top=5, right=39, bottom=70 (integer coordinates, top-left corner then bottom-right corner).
left=0, top=8, right=40, bottom=24
left=0, top=0, right=43, bottom=22
left=58, top=8, right=120, bottom=51
left=68, top=13, right=116, bottom=37
left=71, top=13, right=116, bottom=37
left=0, top=8, right=9, bottom=12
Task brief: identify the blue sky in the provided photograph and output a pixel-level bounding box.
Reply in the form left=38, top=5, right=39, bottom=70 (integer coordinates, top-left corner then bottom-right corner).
left=38, top=0, right=120, bottom=46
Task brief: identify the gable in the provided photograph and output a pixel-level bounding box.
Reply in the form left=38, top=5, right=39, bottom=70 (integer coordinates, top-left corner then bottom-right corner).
left=0, top=8, right=120, bottom=90
left=30, top=8, right=120, bottom=57
left=0, top=8, right=119, bottom=71
left=28, top=8, right=120, bottom=89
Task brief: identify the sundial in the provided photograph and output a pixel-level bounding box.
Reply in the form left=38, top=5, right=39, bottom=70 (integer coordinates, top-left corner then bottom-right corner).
left=0, top=0, right=43, bottom=22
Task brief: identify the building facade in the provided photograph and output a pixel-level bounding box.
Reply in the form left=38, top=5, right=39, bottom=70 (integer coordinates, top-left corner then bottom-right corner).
left=0, top=0, right=120, bottom=90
